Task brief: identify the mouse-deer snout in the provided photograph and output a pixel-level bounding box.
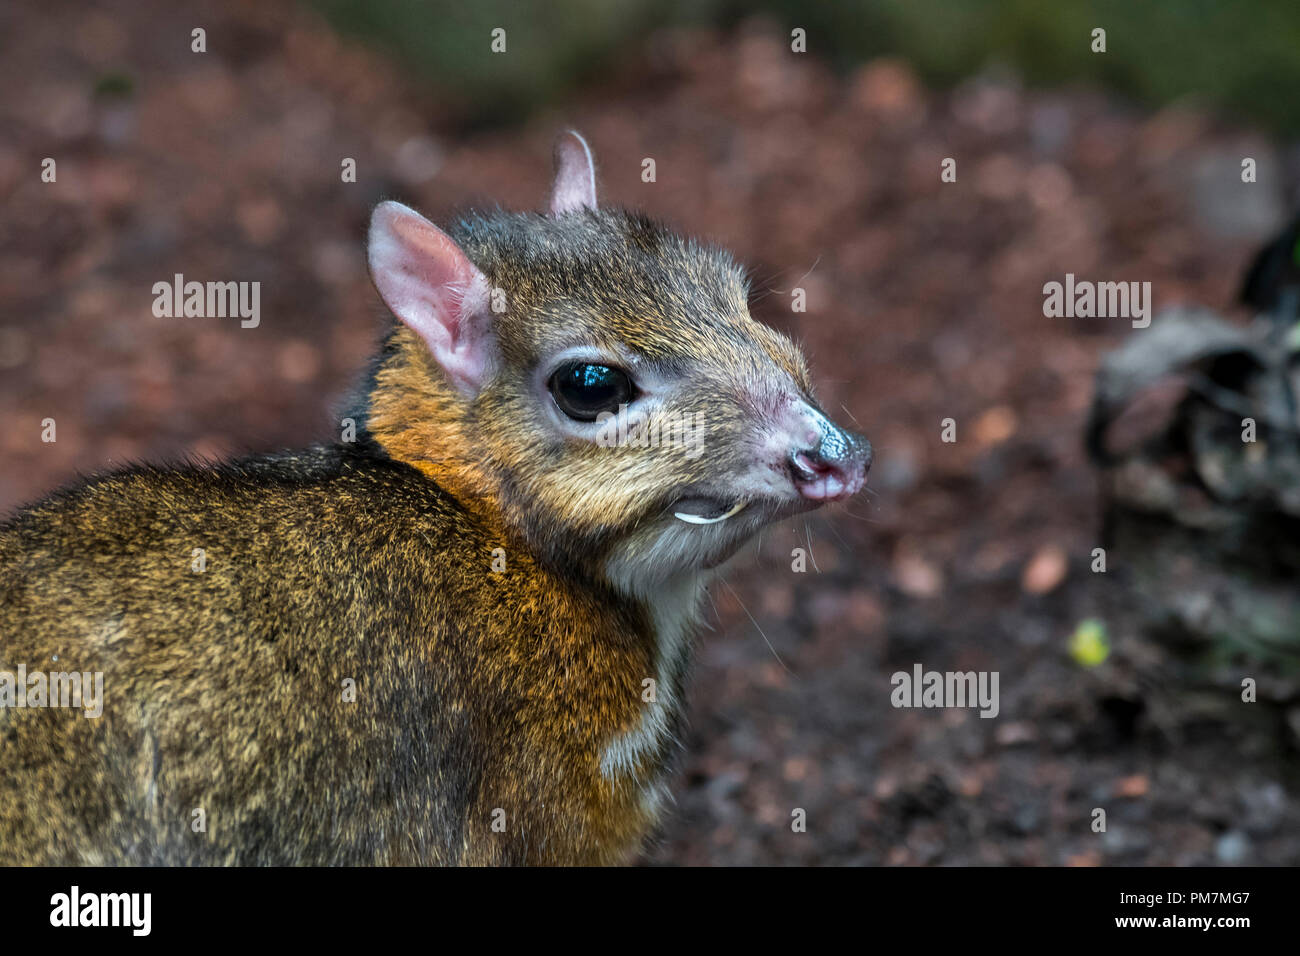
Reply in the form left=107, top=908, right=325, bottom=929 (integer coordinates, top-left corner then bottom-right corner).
left=786, top=403, right=871, bottom=502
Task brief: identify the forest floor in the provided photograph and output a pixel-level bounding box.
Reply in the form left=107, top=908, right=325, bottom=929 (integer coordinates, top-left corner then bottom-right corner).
left=1, top=0, right=1297, bottom=863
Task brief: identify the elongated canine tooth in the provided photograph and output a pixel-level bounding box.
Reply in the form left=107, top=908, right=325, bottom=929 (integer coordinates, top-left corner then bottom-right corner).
left=673, top=501, right=747, bottom=525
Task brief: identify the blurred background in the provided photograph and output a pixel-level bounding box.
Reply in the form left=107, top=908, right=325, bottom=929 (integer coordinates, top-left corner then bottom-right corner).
left=2, top=0, right=1299, bottom=864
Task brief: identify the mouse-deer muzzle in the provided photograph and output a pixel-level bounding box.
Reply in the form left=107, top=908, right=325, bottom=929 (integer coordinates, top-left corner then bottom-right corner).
left=785, top=403, right=871, bottom=502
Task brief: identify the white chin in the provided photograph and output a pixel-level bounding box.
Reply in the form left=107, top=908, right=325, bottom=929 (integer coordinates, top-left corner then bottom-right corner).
left=604, top=509, right=759, bottom=597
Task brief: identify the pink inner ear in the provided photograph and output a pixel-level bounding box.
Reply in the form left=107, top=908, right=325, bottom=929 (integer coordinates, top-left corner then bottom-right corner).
left=368, top=201, right=493, bottom=395
left=548, top=130, right=597, bottom=216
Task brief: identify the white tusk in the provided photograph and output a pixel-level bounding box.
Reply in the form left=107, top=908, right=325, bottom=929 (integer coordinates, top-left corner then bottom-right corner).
left=674, top=501, right=747, bottom=525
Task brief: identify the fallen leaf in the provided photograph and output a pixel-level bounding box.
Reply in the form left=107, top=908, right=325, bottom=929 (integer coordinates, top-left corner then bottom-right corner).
left=1022, top=545, right=1069, bottom=594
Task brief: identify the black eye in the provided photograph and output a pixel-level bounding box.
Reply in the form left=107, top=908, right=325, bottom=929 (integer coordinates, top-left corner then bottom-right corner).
left=548, top=361, right=635, bottom=421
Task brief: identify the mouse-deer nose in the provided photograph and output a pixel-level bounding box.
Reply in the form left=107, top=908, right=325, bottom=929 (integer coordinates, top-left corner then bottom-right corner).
left=788, top=406, right=871, bottom=502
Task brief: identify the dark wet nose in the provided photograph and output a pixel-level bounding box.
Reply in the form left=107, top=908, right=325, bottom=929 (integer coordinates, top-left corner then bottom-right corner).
left=789, top=411, right=871, bottom=502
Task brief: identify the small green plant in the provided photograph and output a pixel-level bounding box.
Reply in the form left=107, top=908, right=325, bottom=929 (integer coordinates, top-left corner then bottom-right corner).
left=1068, top=618, right=1111, bottom=668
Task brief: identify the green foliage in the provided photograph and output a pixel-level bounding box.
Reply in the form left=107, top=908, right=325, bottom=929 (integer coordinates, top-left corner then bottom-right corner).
left=779, top=0, right=1300, bottom=133
left=93, top=72, right=135, bottom=100
left=310, top=0, right=715, bottom=124
left=310, top=0, right=1300, bottom=133
left=1068, top=618, right=1111, bottom=668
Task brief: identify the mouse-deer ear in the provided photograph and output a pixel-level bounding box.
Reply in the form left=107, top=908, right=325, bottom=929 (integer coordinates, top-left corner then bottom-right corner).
left=548, top=129, right=597, bottom=216
left=367, top=201, right=494, bottom=396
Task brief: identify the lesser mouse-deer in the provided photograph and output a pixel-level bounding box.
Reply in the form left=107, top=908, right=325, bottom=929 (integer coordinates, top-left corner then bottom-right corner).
left=0, top=131, right=870, bottom=865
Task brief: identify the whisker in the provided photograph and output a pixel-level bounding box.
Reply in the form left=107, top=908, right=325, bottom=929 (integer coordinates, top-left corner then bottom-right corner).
left=701, top=586, right=722, bottom=632
left=813, top=512, right=853, bottom=552
left=771, top=254, right=824, bottom=295
left=803, top=520, right=821, bottom=573
left=721, top=578, right=795, bottom=678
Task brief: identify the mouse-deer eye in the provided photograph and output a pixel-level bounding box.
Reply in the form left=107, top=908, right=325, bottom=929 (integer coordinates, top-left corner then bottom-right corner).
left=548, top=361, right=635, bottom=421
